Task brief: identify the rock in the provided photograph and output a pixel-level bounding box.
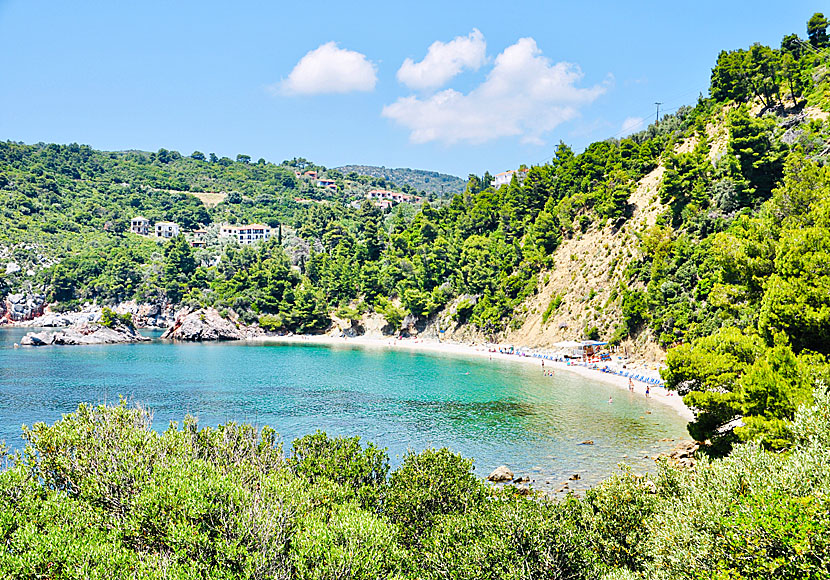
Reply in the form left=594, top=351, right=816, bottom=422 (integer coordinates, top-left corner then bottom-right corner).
left=512, top=476, right=529, bottom=484
left=512, top=484, right=531, bottom=496
left=579, top=440, right=594, bottom=445
left=569, top=473, right=581, bottom=481
left=2, top=292, right=47, bottom=323
left=161, top=308, right=246, bottom=341
left=20, top=321, right=149, bottom=346
left=487, top=465, right=514, bottom=482
left=658, top=440, right=699, bottom=468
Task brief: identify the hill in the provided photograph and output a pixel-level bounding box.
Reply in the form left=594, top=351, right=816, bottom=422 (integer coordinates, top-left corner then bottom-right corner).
left=334, top=164, right=466, bottom=196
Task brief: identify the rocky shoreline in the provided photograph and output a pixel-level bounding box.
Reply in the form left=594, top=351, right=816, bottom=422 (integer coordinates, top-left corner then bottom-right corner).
left=21, top=320, right=150, bottom=346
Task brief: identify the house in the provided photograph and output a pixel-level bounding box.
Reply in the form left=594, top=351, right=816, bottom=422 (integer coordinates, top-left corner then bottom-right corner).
left=219, top=224, right=272, bottom=245
left=317, top=178, right=336, bottom=189
left=130, top=216, right=150, bottom=236
left=188, top=229, right=207, bottom=248
left=365, top=190, right=423, bottom=205
left=155, top=221, right=180, bottom=239
left=491, top=168, right=529, bottom=188
left=303, top=170, right=318, bottom=180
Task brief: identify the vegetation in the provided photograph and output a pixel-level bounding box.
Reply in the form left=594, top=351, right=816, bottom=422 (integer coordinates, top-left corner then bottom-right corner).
left=1, top=389, right=828, bottom=578
left=333, top=164, right=466, bottom=196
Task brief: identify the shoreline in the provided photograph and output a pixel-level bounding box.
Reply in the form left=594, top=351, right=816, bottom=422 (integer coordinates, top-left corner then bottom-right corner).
left=250, top=334, right=694, bottom=421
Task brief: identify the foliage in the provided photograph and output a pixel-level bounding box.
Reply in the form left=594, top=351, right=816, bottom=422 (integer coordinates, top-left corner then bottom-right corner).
left=2, top=390, right=830, bottom=578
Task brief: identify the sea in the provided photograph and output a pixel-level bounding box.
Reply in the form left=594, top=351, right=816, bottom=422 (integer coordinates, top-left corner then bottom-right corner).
left=0, top=327, right=688, bottom=492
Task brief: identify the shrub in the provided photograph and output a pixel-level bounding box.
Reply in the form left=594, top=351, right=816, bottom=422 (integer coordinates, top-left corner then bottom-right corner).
left=542, top=294, right=563, bottom=324
left=288, top=431, right=389, bottom=510
left=386, top=448, right=486, bottom=545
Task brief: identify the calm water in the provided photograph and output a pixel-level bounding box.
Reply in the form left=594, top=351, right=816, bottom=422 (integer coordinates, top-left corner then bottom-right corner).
left=0, top=328, right=688, bottom=491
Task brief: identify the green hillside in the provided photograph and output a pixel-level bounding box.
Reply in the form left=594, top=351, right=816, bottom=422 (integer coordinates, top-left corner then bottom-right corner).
left=334, top=164, right=466, bottom=196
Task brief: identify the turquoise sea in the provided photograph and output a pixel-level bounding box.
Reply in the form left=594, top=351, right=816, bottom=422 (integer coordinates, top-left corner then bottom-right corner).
left=0, top=327, right=688, bottom=491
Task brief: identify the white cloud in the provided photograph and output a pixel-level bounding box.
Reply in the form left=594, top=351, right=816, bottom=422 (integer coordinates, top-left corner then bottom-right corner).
left=620, top=116, right=645, bottom=136
left=383, top=37, right=606, bottom=145
left=397, top=29, right=487, bottom=91
left=276, top=42, right=377, bottom=95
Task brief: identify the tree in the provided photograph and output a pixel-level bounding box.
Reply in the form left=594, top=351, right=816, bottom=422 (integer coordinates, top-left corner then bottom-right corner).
left=190, top=151, right=206, bottom=161
left=236, top=154, right=251, bottom=164
left=663, top=327, right=765, bottom=453
left=808, top=12, right=829, bottom=48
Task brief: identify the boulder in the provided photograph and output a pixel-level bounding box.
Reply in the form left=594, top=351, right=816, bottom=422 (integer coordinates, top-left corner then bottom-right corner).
left=579, top=440, right=594, bottom=445
left=161, top=308, right=246, bottom=341
left=659, top=440, right=699, bottom=468
left=20, top=321, right=149, bottom=346
left=512, top=476, right=530, bottom=484
left=487, top=465, right=514, bottom=482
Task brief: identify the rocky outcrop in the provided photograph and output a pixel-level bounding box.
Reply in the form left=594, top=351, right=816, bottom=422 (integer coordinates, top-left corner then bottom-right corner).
left=660, top=440, right=698, bottom=468
left=20, top=321, right=149, bottom=346
left=487, top=465, right=514, bottom=482
left=1, top=293, right=46, bottom=323
left=161, top=308, right=246, bottom=341
left=115, top=301, right=175, bottom=329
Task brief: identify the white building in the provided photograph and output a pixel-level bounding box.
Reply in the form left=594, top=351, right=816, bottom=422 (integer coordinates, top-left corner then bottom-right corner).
left=491, top=168, right=529, bottom=188
left=365, top=190, right=422, bottom=204
left=155, top=221, right=180, bottom=239
left=219, top=224, right=272, bottom=245
left=130, top=216, right=150, bottom=236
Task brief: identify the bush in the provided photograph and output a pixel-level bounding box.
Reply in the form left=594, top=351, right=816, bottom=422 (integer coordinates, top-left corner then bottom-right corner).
left=542, top=294, right=563, bottom=324
left=385, top=448, right=486, bottom=545
left=288, top=431, right=389, bottom=510
left=258, top=313, right=283, bottom=332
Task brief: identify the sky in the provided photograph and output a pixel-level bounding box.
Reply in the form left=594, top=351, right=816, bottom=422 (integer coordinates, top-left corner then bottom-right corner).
left=0, top=1, right=823, bottom=177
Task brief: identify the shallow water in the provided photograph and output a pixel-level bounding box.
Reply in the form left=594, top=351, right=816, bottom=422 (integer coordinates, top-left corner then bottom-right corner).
left=0, top=327, right=688, bottom=491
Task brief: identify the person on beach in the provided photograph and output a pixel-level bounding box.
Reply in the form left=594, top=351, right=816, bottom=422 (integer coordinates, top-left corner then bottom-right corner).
left=628, top=378, right=634, bottom=392
left=645, top=385, right=650, bottom=397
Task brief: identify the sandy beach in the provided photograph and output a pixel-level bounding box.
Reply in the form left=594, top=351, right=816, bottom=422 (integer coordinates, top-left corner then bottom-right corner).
left=250, top=334, right=694, bottom=421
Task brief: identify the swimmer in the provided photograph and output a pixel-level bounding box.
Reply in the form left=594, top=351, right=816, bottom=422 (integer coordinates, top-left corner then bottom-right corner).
left=608, top=397, right=613, bottom=403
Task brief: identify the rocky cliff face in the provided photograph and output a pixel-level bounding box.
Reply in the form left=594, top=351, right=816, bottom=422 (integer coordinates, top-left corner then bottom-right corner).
left=1, top=293, right=46, bottom=323
left=161, top=308, right=247, bottom=341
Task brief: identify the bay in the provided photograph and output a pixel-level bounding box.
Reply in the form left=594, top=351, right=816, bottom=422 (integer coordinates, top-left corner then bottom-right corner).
left=0, top=327, right=688, bottom=491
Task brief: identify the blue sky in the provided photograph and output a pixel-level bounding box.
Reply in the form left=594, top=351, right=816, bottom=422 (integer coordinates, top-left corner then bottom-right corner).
left=0, top=1, right=822, bottom=177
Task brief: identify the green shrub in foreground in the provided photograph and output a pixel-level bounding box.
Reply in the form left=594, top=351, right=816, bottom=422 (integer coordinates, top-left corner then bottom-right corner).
left=1, top=390, right=829, bottom=579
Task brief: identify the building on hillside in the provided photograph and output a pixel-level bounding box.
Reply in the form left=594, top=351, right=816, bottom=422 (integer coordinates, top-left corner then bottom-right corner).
left=317, top=178, right=336, bottom=189
left=219, top=224, right=272, bottom=245
left=154, top=221, right=180, bottom=239
left=188, top=229, right=207, bottom=248
left=130, top=216, right=150, bottom=236
left=302, top=170, right=318, bottom=179
left=365, top=190, right=423, bottom=204
left=491, top=168, right=529, bottom=188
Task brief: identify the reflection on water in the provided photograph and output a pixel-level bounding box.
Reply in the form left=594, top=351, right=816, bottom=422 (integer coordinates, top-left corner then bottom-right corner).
left=0, top=328, right=688, bottom=492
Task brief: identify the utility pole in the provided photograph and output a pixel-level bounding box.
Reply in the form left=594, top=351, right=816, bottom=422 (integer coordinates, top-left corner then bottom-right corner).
left=654, top=102, right=663, bottom=124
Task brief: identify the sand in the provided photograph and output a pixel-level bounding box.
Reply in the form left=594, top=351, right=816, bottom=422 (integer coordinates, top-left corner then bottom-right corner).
left=249, top=334, right=694, bottom=421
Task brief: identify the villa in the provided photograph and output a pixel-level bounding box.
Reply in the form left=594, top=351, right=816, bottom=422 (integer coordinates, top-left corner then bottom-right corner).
left=219, top=224, right=272, bottom=245
left=155, top=221, right=180, bottom=239
left=491, top=168, right=529, bottom=188
left=130, top=216, right=150, bottom=236
left=365, top=190, right=423, bottom=204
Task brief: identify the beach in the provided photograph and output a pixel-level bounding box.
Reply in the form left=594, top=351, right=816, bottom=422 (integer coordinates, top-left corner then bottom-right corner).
left=251, top=334, right=694, bottom=421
